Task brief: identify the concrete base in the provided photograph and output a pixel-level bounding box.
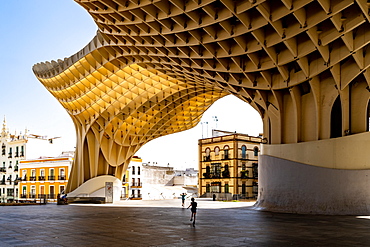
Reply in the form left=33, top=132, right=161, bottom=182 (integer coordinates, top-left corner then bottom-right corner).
left=255, top=155, right=370, bottom=215
left=67, top=175, right=122, bottom=202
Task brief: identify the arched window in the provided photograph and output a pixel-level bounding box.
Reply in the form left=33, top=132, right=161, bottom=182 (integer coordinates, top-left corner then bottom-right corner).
left=241, top=145, right=247, bottom=159
left=367, top=99, right=370, bottom=131
left=214, top=147, right=220, bottom=156
left=205, top=148, right=211, bottom=161
left=331, top=96, right=342, bottom=138
left=254, top=146, right=259, bottom=156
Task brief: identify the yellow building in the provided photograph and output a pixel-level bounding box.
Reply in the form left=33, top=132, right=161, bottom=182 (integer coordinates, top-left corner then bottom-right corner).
left=199, top=131, right=263, bottom=200
left=18, top=152, right=73, bottom=202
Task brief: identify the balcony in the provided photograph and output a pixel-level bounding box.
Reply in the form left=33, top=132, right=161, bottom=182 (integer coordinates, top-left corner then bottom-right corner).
left=14, top=166, right=18, bottom=171
left=14, top=152, right=19, bottom=157
left=203, top=155, right=211, bottom=162
left=131, top=182, right=142, bottom=187
left=221, top=154, right=230, bottom=160
left=48, top=176, right=55, bottom=181
left=29, top=176, right=36, bottom=181
left=0, top=181, right=5, bottom=185
left=38, top=176, right=45, bottom=181
left=58, top=175, right=66, bottom=180
left=0, top=167, right=6, bottom=172
left=20, top=152, right=24, bottom=157
left=130, top=194, right=142, bottom=199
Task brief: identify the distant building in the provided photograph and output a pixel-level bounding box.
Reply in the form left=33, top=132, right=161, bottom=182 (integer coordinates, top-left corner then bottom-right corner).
left=0, top=119, right=27, bottom=202
left=124, top=158, right=198, bottom=200
left=18, top=151, right=74, bottom=202
left=198, top=130, right=263, bottom=200
left=0, top=117, right=64, bottom=202
left=125, top=156, right=143, bottom=200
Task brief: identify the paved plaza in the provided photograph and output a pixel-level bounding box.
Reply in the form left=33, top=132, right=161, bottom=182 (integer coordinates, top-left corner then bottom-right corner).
left=1, top=199, right=370, bottom=246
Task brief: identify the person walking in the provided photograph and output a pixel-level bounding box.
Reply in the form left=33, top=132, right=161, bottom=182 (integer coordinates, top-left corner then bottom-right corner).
left=180, top=193, right=187, bottom=207
left=187, top=197, right=197, bottom=227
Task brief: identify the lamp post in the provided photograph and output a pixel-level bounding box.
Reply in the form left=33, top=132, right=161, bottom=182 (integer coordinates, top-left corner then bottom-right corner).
left=13, top=176, right=21, bottom=203
left=201, top=121, right=208, bottom=138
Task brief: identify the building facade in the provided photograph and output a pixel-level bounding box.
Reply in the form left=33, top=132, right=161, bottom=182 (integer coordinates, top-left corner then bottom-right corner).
left=0, top=119, right=27, bottom=202
left=199, top=131, right=263, bottom=200
left=18, top=152, right=73, bottom=202
left=125, top=156, right=143, bottom=200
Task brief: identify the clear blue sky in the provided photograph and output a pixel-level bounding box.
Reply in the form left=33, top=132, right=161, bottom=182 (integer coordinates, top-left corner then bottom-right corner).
left=0, top=1, right=262, bottom=168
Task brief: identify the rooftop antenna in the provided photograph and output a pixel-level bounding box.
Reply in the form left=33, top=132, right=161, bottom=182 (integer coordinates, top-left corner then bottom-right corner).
left=212, top=116, right=218, bottom=129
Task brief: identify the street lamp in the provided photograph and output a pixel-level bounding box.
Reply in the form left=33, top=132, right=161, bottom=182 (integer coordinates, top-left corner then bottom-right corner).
left=212, top=116, right=218, bottom=129
left=201, top=121, right=208, bottom=138
left=13, top=176, right=21, bottom=203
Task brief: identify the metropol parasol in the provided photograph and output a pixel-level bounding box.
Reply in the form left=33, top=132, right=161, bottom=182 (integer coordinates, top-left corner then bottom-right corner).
left=33, top=0, right=370, bottom=214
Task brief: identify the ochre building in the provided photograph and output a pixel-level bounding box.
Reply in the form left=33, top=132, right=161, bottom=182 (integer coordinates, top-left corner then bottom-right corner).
left=199, top=131, right=262, bottom=200
left=18, top=152, right=73, bottom=202
left=33, top=0, right=370, bottom=214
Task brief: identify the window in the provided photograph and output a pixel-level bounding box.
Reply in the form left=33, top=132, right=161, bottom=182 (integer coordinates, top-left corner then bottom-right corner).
left=1, top=143, right=5, bottom=156
left=241, top=146, right=247, bottom=159
left=60, top=185, right=65, bottom=194
left=254, top=146, right=259, bottom=156
left=122, top=174, right=126, bottom=182
left=2, top=161, right=4, bottom=167
left=222, top=164, right=230, bottom=178
left=50, top=186, right=55, bottom=198
left=30, top=169, right=36, bottom=181
left=22, top=186, right=26, bottom=196
left=211, top=182, right=221, bottom=193
left=59, top=168, right=65, bottom=180
left=203, top=166, right=211, bottom=179
left=206, top=183, right=210, bottom=193
left=8, top=147, right=12, bottom=158
left=138, top=178, right=141, bottom=186
left=242, top=183, right=246, bottom=195
left=132, top=166, right=135, bottom=175
left=132, top=178, right=135, bottom=186
left=49, top=168, right=55, bottom=180
left=39, top=169, right=45, bottom=181
left=7, top=188, right=14, bottom=197
left=20, top=146, right=24, bottom=157
left=205, top=148, right=211, bottom=161
left=211, top=163, right=221, bottom=178
left=31, top=186, right=36, bottom=198
left=40, top=185, right=45, bottom=195
left=252, top=163, right=258, bottom=178
left=214, top=147, right=220, bottom=156
left=138, top=166, right=140, bottom=175
left=225, top=183, right=229, bottom=193
left=15, top=146, right=19, bottom=157
left=223, top=146, right=229, bottom=159
left=9, top=161, right=12, bottom=168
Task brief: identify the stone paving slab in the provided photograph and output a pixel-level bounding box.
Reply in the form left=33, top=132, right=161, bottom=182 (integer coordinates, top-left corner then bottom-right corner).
left=0, top=199, right=370, bottom=246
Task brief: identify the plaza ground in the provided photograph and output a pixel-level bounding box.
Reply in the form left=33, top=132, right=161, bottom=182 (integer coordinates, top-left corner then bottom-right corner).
left=1, top=198, right=370, bottom=246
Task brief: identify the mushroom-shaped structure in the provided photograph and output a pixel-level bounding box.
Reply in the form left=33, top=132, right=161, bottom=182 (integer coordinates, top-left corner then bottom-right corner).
left=34, top=0, right=370, bottom=214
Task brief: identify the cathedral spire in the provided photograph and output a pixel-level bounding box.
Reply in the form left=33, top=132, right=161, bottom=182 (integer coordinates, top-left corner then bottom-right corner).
left=1, top=116, right=6, bottom=137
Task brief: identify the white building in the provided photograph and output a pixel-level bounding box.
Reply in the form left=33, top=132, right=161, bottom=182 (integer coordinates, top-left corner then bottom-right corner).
left=0, top=117, right=62, bottom=202
left=125, top=158, right=198, bottom=200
